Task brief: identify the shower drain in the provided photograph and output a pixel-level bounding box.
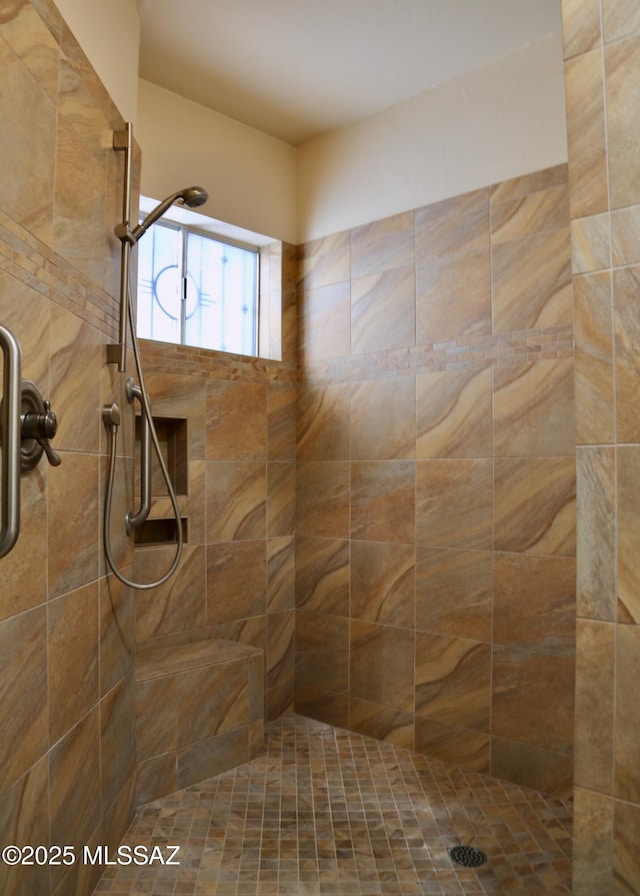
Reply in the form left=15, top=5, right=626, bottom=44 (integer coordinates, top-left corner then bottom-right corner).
left=449, top=844, right=488, bottom=868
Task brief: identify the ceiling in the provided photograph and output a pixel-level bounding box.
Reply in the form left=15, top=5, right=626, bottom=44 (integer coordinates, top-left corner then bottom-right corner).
left=137, top=0, right=562, bottom=147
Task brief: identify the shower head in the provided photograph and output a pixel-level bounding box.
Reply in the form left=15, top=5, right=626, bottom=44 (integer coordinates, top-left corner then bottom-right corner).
left=116, top=186, right=209, bottom=244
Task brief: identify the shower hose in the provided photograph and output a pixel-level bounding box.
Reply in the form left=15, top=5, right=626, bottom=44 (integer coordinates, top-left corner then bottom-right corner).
left=102, top=279, right=183, bottom=590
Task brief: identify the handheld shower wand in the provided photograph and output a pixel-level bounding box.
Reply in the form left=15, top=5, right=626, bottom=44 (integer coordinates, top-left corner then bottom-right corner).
left=108, top=121, right=208, bottom=369
left=104, top=121, right=209, bottom=590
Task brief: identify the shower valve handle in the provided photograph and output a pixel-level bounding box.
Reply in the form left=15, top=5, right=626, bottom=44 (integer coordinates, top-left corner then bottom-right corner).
left=20, top=391, right=61, bottom=468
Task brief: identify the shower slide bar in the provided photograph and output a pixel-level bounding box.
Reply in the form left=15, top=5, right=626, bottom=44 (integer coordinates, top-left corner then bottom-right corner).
left=0, top=325, right=21, bottom=558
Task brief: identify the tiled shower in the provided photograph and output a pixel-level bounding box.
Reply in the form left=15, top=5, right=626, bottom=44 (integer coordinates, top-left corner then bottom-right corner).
left=0, top=0, right=639, bottom=893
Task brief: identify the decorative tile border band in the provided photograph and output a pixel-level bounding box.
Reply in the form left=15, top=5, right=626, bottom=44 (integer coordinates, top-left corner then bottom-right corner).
left=0, top=211, right=119, bottom=339
left=301, top=323, right=574, bottom=384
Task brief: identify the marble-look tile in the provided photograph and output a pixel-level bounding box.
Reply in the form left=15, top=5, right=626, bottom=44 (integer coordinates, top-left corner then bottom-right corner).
left=574, top=271, right=615, bottom=444
left=574, top=619, right=614, bottom=793
left=99, top=572, right=135, bottom=696
left=53, top=115, right=106, bottom=285
left=494, top=457, right=576, bottom=556
left=350, top=621, right=414, bottom=711
left=177, top=727, right=250, bottom=791
left=350, top=540, right=414, bottom=628
left=416, top=189, right=489, bottom=259
left=571, top=212, right=611, bottom=273
left=348, top=698, right=413, bottom=749
left=490, top=165, right=569, bottom=203
left=0, top=757, right=50, bottom=896
left=266, top=609, right=295, bottom=720
left=416, top=247, right=491, bottom=343
left=298, top=281, right=351, bottom=365
left=295, top=610, right=349, bottom=693
left=48, top=451, right=99, bottom=597
left=605, top=34, right=640, bottom=209
left=296, top=461, right=350, bottom=537
left=562, top=0, right=602, bottom=58
left=416, top=459, right=492, bottom=550
left=206, top=380, right=267, bottom=461
left=135, top=674, right=177, bottom=761
left=266, top=536, right=295, bottom=613
left=134, top=544, right=206, bottom=640
left=186, top=459, right=206, bottom=544
left=603, top=0, right=640, bottom=41
left=417, top=367, right=492, bottom=458
left=492, top=228, right=572, bottom=332
left=100, top=672, right=135, bottom=811
left=577, top=446, right=616, bottom=621
left=612, top=203, right=640, bottom=266
left=415, top=716, right=490, bottom=773
left=415, top=632, right=491, bottom=731
left=296, top=382, right=351, bottom=460
left=48, top=582, right=99, bottom=745
left=176, top=659, right=249, bottom=744
left=491, top=184, right=569, bottom=244
left=613, top=798, right=640, bottom=895
left=351, top=265, right=415, bottom=353
left=1, top=2, right=61, bottom=102
left=351, top=376, right=416, bottom=460
left=208, top=616, right=266, bottom=653
left=351, top=460, right=415, bottom=543
left=143, top=372, right=206, bottom=461
left=267, top=462, right=295, bottom=536
left=564, top=48, right=608, bottom=217
left=267, top=383, right=296, bottom=462
left=615, top=623, right=640, bottom=803
left=135, top=752, right=177, bottom=807
left=0, top=606, right=47, bottom=792
left=294, top=685, right=350, bottom=729
left=415, top=546, right=492, bottom=642
left=295, top=536, right=349, bottom=616
left=493, top=553, right=576, bottom=654
left=572, top=787, right=613, bottom=896
left=0, top=37, right=56, bottom=242
left=618, top=447, right=640, bottom=623
left=0, top=460, right=47, bottom=622
left=492, top=645, right=575, bottom=754
left=205, top=460, right=266, bottom=541
left=297, top=230, right=350, bottom=290
left=49, top=708, right=101, bottom=856
left=350, top=210, right=414, bottom=278
left=614, top=265, right=640, bottom=443
left=50, top=305, right=101, bottom=452
left=493, top=358, right=575, bottom=457
left=206, top=541, right=266, bottom=626
left=0, top=255, right=50, bottom=390
left=490, top=735, right=574, bottom=799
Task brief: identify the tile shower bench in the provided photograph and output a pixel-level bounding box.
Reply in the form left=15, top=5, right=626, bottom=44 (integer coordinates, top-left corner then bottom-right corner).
left=134, top=637, right=264, bottom=805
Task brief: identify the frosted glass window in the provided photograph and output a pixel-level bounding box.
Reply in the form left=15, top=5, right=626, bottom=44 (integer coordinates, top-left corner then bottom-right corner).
left=136, top=220, right=258, bottom=356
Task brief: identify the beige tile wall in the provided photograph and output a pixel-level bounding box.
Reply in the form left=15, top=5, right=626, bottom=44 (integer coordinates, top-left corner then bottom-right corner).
left=0, top=3, right=137, bottom=895
left=563, top=0, right=640, bottom=891
left=296, top=163, right=576, bottom=798
left=137, top=238, right=298, bottom=726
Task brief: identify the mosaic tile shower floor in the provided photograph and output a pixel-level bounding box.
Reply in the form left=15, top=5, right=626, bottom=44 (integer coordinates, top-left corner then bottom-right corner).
left=94, top=715, right=572, bottom=895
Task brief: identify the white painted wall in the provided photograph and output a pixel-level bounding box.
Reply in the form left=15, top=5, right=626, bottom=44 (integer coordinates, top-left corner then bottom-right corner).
left=54, top=0, right=140, bottom=124
left=136, top=80, right=298, bottom=245
left=297, top=34, right=568, bottom=242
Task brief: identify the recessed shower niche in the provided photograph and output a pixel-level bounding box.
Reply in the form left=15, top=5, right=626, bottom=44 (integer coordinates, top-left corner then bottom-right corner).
left=134, top=413, right=188, bottom=545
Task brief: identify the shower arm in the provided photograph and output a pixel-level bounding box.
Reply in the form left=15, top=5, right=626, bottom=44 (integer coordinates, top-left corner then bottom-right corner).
left=108, top=122, right=134, bottom=372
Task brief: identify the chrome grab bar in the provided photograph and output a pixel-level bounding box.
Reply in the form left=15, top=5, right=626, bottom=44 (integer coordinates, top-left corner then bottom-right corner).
left=0, top=325, right=21, bottom=558
left=125, top=377, right=151, bottom=534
